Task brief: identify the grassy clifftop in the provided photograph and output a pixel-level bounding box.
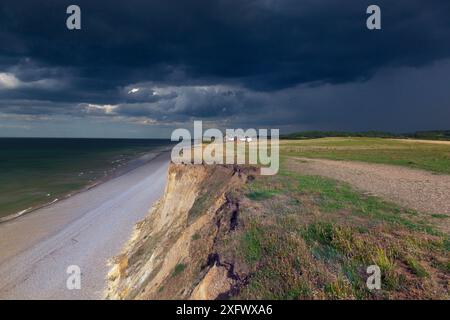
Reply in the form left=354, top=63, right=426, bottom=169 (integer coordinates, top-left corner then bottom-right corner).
left=281, top=137, right=450, bottom=174
left=235, top=161, right=449, bottom=299
left=106, top=156, right=449, bottom=299
left=282, top=130, right=450, bottom=141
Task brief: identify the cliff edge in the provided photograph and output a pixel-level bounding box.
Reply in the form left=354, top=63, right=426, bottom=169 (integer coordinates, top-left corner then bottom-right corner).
left=106, top=161, right=449, bottom=300
left=105, top=163, right=256, bottom=299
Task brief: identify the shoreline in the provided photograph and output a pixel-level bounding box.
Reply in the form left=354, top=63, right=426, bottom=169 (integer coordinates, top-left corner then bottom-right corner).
left=0, top=145, right=172, bottom=224
left=0, top=150, right=171, bottom=299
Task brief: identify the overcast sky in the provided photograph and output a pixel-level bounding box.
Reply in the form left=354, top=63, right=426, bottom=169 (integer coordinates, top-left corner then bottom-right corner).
left=1, top=0, right=449, bottom=138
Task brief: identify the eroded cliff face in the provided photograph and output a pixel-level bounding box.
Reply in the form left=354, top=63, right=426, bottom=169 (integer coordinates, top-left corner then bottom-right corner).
left=105, top=163, right=256, bottom=300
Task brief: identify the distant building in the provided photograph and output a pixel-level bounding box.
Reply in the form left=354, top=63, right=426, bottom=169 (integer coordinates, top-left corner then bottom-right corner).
left=225, top=135, right=253, bottom=142
left=239, top=136, right=253, bottom=142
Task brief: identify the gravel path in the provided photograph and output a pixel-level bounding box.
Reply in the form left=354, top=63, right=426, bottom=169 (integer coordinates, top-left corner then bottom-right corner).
left=287, top=157, right=450, bottom=215
left=0, top=152, right=170, bottom=300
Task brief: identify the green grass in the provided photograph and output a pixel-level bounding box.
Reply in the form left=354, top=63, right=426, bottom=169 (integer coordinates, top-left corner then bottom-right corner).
left=431, top=214, right=449, bottom=219
left=214, top=138, right=450, bottom=299
left=405, top=257, right=429, bottom=278
left=245, top=174, right=281, bottom=201
left=287, top=173, right=437, bottom=235
left=191, top=233, right=200, bottom=241
left=443, top=239, right=450, bottom=252
left=171, top=263, right=186, bottom=278
left=247, top=190, right=279, bottom=200
left=324, top=279, right=354, bottom=299
left=241, top=225, right=264, bottom=265
left=281, top=137, right=450, bottom=174
left=234, top=158, right=449, bottom=299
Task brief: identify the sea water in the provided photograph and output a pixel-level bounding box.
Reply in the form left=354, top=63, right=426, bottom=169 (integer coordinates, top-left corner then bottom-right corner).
left=0, top=138, right=172, bottom=220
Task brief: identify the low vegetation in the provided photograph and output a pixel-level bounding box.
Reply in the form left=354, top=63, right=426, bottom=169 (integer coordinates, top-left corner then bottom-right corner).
left=281, top=130, right=450, bottom=141
left=227, top=164, right=449, bottom=299
left=172, top=263, right=187, bottom=278
left=108, top=137, right=449, bottom=300
left=187, top=138, right=449, bottom=299
left=280, top=137, right=450, bottom=174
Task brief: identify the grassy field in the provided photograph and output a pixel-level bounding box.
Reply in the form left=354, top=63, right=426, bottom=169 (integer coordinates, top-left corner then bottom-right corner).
left=214, top=138, right=450, bottom=299
left=139, top=137, right=450, bottom=299
left=280, top=138, right=450, bottom=174
left=228, top=159, right=449, bottom=299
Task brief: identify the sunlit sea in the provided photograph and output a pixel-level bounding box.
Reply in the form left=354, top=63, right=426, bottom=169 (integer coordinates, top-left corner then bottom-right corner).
left=0, top=138, right=172, bottom=220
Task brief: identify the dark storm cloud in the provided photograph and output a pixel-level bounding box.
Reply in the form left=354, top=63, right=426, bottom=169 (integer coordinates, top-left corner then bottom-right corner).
left=1, top=0, right=450, bottom=134
left=3, top=0, right=450, bottom=87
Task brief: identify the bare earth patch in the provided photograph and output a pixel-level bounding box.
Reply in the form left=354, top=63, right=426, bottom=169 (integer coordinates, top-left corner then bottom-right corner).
left=287, top=157, right=450, bottom=216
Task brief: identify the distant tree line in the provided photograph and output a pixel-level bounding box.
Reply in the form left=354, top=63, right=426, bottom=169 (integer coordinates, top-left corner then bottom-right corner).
left=281, top=130, right=450, bottom=140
